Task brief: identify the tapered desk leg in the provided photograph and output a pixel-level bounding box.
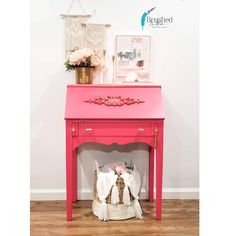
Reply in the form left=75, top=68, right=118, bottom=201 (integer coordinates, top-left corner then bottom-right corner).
left=156, top=120, right=164, bottom=220
left=66, top=121, right=73, bottom=221
left=72, top=149, right=77, bottom=202
left=149, top=146, right=154, bottom=202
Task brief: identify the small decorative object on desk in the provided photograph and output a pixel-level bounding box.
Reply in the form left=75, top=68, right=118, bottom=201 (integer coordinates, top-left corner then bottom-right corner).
left=64, top=48, right=104, bottom=84
left=92, top=160, right=142, bottom=221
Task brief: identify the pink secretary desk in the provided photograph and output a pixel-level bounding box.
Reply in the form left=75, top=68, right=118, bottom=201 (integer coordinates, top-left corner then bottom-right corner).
left=64, top=84, right=165, bottom=221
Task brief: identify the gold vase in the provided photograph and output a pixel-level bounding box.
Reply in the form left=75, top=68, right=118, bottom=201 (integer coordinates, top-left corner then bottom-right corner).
left=75, top=67, right=94, bottom=84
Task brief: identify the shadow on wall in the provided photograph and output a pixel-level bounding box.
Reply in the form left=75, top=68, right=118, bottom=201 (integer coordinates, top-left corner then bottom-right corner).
left=77, top=142, right=149, bottom=197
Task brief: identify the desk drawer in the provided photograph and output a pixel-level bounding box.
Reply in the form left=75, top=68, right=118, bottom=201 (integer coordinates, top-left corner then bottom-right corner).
left=78, top=121, right=154, bottom=137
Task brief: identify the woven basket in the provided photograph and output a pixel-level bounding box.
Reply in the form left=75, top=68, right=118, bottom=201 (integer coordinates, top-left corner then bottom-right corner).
left=92, top=200, right=136, bottom=220
left=93, top=169, right=134, bottom=204
left=92, top=168, right=137, bottom=220
left=92, top=163, right=143, bottom=221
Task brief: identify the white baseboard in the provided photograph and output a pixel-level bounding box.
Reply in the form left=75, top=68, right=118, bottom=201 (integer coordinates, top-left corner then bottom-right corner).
left=30, top=188, right=199, bottom=201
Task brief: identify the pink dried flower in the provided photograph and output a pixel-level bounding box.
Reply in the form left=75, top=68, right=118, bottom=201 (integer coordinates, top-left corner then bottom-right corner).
left=69, top=50, right=83, bottom=65
left=115, top=165, right=127, bottom=175
left=65, top=48, right=105, bottom=71
left=82, top=48, right=94, bottom=57
left=91, top=54, right=101, bottom=67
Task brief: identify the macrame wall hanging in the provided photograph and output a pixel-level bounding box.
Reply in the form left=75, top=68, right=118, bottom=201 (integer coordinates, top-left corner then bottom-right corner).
left=61, top=0, right=91, bottom=58
left=82, top=10, right=110, bottom=52
left=61, top=0, right=110, bottom=59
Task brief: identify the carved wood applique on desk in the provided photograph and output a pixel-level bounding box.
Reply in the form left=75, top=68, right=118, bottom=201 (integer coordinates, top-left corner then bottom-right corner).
left=64, top=84, right=165, bottom=221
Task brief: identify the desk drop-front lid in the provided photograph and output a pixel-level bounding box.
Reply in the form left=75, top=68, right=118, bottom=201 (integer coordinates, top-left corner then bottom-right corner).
left=65, top=85, right=164, bottom=120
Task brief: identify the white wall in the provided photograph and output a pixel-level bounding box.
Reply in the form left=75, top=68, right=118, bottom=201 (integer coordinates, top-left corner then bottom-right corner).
left=31, top=0, right=198, bottom=200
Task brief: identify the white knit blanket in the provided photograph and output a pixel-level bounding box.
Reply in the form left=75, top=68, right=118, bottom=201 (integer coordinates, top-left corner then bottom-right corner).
left=96, top=170, right=118, bottom=202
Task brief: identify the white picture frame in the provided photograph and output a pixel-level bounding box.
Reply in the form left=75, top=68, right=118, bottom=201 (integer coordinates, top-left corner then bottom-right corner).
left=115, top=35, right=151, bottom=80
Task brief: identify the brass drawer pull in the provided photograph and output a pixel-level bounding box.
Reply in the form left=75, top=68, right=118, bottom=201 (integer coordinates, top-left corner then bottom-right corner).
left=85, top=128, right=93, bottom=132
left=138, top=128, right=145, bottom=133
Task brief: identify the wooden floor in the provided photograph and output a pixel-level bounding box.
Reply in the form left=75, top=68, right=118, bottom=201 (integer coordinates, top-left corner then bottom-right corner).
left=30, top=200, right=199, bottom=236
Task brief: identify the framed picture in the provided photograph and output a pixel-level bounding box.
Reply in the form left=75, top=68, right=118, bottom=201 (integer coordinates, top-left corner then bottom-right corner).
left=115, top=35, right=151, bottom=80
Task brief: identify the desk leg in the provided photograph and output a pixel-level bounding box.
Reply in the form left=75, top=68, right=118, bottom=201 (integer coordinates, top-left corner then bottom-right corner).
left=66, top=121, right=73, bottom=221
left=149, top=146, right=154, bottom=202
left=156, top=120, right=164, bottom=220
left=72, top=149, right=77, bottom=202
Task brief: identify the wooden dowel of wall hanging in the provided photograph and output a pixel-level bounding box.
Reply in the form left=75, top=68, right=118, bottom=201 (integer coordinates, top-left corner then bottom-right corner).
left=60, top=14, right=91, bottom=18
left=81, top=23, right=111, bottom=28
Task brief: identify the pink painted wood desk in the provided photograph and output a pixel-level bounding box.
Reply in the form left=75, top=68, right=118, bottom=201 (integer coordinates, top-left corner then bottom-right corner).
left=64, top=84, right=165, bottom=221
